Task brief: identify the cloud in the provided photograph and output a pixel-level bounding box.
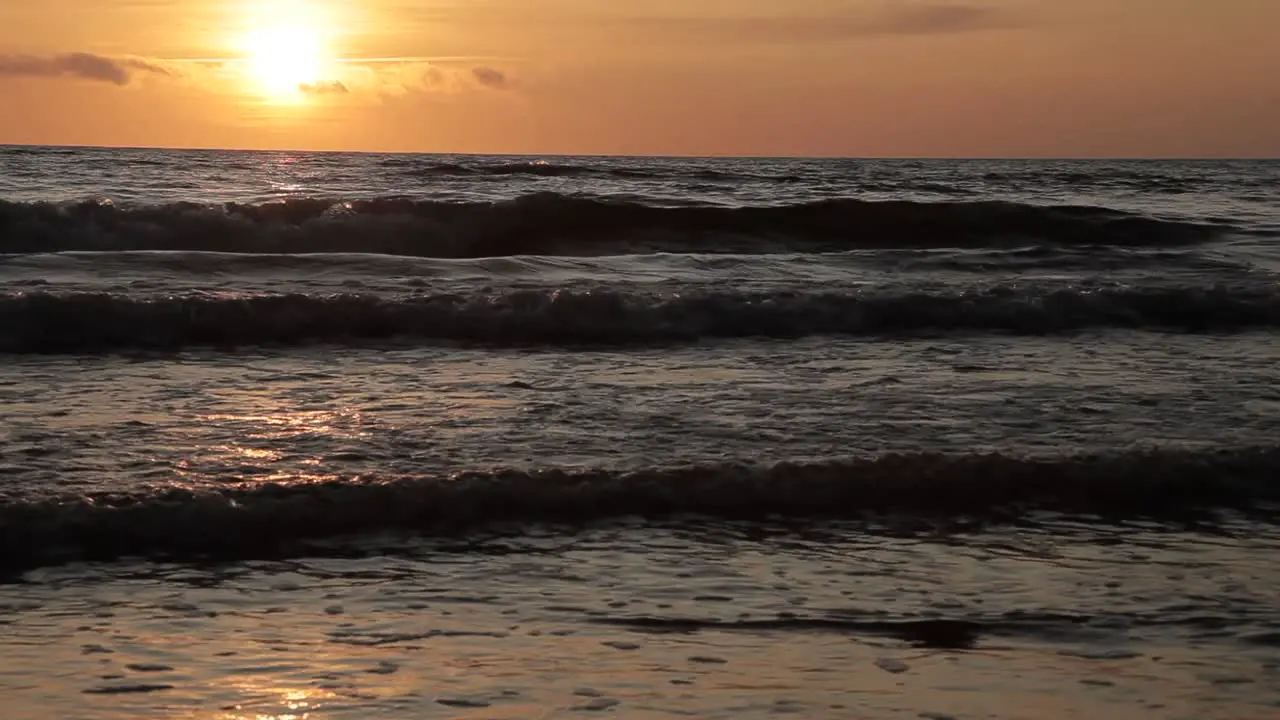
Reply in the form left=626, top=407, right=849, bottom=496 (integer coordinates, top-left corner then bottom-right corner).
left=300, top=80, right=350, bottom=95
left=0, top=50, right=515, bottom=101
left=471, top=67, right=509, bottom=89
left=871, top=3, right=1009, bottom=35
left=331, top=60, right=518, bottom=96
left=622, top=3, right=1016, bottom=43
left=0, top=53, right=169, bottom=85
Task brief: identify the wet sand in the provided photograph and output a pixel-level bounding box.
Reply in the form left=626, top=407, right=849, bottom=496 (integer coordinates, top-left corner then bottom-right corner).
left=3, top=526, right=1277, bottom=719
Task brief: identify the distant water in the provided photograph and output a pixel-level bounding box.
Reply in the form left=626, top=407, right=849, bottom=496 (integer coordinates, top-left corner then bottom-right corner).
left=1, top=146, right=1278, bottom=718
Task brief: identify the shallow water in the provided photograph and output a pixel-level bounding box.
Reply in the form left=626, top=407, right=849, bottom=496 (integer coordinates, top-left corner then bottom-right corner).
left=4, top=523, right=1280, bottom=719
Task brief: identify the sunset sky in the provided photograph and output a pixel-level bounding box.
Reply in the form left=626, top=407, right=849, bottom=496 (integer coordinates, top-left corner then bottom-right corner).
left=0, top=0, right=1276, bottom=156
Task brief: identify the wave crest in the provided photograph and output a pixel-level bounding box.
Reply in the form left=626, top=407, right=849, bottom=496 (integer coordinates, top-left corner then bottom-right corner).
left=0, top=194, right=1221, bottom=257
left=3, top=285, right=1275, bottom=352
left=2, top=448, right=1276, bottom=570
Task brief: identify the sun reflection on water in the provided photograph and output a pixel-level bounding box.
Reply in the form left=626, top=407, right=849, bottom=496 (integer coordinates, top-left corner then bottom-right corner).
left=170, top=405, right=372, bottom=486
left=212, top=681, right=337, bottom=712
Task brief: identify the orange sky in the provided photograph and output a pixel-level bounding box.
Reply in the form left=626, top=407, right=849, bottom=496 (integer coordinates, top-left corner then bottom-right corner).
left=0, top=0, right=1276, bottom=156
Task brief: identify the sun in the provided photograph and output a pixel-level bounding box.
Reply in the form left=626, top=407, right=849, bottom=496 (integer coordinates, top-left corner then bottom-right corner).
left=245, top=26, right=324, bottom=99
left=236, top=2, right=335, bottom=102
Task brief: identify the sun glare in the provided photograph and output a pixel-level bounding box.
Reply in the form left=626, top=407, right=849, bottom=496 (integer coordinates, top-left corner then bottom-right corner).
left=237, top=1, right=334, bottom=102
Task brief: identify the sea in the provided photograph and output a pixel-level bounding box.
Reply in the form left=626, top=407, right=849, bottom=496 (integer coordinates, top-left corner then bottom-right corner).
left=1, top=146, right=1278, bottom=719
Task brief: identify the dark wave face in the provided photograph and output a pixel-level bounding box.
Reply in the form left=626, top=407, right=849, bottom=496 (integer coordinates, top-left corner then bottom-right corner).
left=0, top=194, right=1224, bottom=257
left=2, top=448, right=1276, bottom=570
left=396, top=160, right=816, bottom=184
left=399, top=160, right=685, bottom=180
left=4, top=284, right=1277, bottom=352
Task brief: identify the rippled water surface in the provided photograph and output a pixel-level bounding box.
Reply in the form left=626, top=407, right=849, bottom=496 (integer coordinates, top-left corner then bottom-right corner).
left=1, top=148, right=1278, bottom=717
left=3, top=334, right=1279, bottom=498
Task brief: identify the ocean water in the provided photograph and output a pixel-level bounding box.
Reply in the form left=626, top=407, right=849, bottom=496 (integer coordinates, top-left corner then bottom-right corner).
left=1, top=146, right=1278, bottom=718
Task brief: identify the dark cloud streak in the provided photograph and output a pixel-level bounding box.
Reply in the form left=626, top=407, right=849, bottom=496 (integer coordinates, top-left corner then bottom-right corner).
left=622, top=3, right=1017, bottom=43
left=872, top=3, right=1011, bottom=35
left=471, top=66, right=509, bottom=89
left=0, top=53, right=168, bottom=85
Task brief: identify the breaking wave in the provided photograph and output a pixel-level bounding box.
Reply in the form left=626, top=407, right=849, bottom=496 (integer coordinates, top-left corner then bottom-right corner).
left=0, top=194, right=1222, bottom=257
left=3, top=285, right=1276, bottom=353
left=2, top=448, right=1276, bottom=570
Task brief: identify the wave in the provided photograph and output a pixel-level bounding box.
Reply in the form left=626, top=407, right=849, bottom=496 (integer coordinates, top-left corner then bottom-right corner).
left=587, top=609, right=1268, bottom=648
left=393, top=159, right=808, bottom=183
left=1, top=245, right=1243, bottom=287
left=1, top=448, right=1276, bottom=571
left=401, top=161, right=969, bottom=193
left=402, top=160, right=671, bottom=180
left=0, top=194, right=1222, bottom=257
left=587, top=615, right=1098, bottom=649
left=3, top=285, right=1276, bottom=353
